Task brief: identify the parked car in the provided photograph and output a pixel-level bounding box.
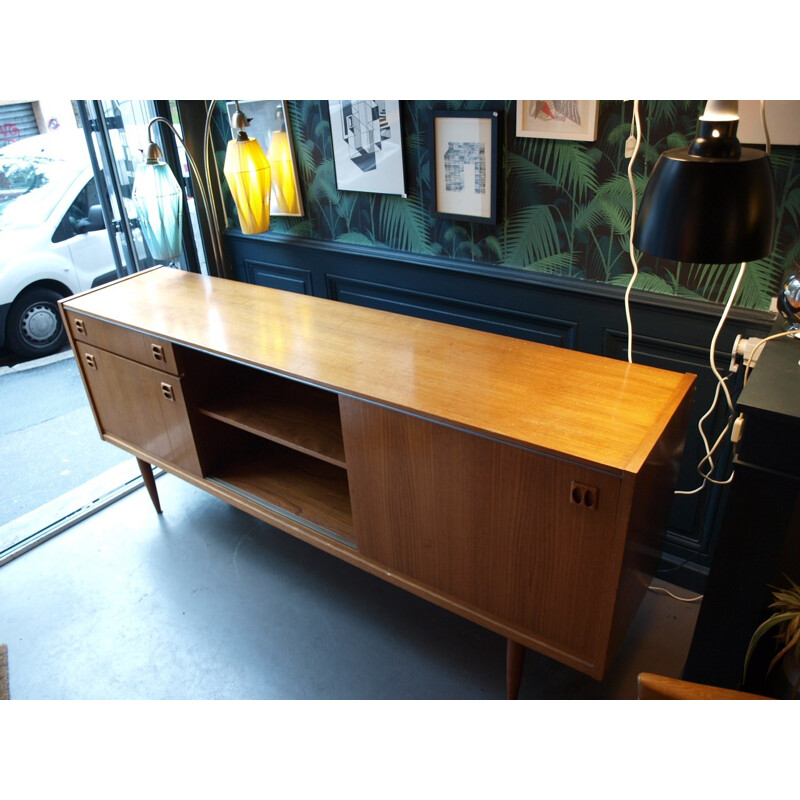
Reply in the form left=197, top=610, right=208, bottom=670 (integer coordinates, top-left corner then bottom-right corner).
left=0, top=131, right=119, bottom=359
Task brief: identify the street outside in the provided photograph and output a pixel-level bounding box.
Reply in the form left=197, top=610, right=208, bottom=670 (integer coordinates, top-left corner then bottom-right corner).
left=0, top=346, right=131, bottom=529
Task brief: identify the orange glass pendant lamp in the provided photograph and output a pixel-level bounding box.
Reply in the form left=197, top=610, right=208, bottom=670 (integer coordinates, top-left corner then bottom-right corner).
left=223, top=103, right=271, bottom=234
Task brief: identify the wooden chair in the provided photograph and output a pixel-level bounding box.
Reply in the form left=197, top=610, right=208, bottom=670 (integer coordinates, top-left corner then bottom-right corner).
left=637, top=672, right=772, bottom=700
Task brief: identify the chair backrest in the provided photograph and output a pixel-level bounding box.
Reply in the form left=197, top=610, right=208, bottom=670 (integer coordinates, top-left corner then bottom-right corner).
left=637, top=672, right=771, bottom=700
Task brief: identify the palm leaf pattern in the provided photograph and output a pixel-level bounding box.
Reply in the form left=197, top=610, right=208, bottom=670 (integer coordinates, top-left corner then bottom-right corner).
left=377, top=193, right=432, bottom=254
left=247, top=101, right=800, bottom=312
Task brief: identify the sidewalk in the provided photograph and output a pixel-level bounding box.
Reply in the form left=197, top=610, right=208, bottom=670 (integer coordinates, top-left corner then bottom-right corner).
left=1, top=348, right=133, bottom=536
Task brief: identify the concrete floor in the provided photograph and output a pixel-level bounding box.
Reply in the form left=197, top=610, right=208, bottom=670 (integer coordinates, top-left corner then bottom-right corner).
left=0, top=469, right=701, bottom=700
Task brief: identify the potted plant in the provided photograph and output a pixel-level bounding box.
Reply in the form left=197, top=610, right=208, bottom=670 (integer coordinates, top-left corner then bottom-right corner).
left=744, top=575, right=800, bottom=698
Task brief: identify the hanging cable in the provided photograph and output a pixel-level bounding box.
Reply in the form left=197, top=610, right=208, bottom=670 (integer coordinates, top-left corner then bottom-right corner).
left=674, top=101, right=775, bottom=495
left=624, top=100, right=642, bottom=364
left=744, top=329, right=800, bottom=385
left=674, top=263, right=746, bottom=492
left=648, top=585, right=704, bottom=603
left=760, top=100, right=771, bottom=156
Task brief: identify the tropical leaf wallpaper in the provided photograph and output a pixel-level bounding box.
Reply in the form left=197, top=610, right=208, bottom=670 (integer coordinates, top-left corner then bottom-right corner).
left=221, top=101, right=800, bottom=312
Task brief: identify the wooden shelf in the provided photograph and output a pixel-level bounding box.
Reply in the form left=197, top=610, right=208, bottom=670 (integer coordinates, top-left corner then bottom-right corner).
left=197, top=364, right=346, bottom=468
left=208, top=434, right=354, bottom=546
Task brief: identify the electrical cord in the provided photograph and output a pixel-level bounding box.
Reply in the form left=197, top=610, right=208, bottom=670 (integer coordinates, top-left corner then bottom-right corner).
left=624, top=100, right=642, bottom=364
left=674, top=260, right=749, bottom=491
left=743, top=329, right=799, bottom=385
left=625, top=101, right=742, bottom=494
left=674, top=375, right=736, bottom=494
left=672, top=102, right=774, bottom=495
left=657, top=552, right=699, bottom=575
left=648, top=585, right=704, bottom=603
left=760, top=100, right=771, bottom=156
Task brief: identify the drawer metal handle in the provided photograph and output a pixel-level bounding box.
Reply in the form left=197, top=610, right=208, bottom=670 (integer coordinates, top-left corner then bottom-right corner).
left=151, top=343, right=165, bottom=363
left=75, top=319, right=86, bottom=335
left=161, top=382, right=175, bottom=402
left=84, top=353, right=97, bottom=369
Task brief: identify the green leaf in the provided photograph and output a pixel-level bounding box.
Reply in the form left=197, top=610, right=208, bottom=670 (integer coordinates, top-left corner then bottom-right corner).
left=504, top=206, right=562, bottom=267
left=744, top=611, right=799, bottom=681
left=284, top=219, right=314, bottom=238
left=665, top=131, right=691, bottom=150
left=336, top=232, right=375, bottom=246
left=377, top=194, right=431, bottom=253
left=521, top=251, right=580, bottom=276
left=457, top=240, right=482, bottom=260
left=606, top=121, right=634, bottom=147
left=518, top=139, right=599, bottom=202
left=609, top=271, right=678, bottom=295
left=507, top=151, right=561, bottom=191
left=307, top=159, right=340, bottom=206
left=483, top=235, right=504, bottom=262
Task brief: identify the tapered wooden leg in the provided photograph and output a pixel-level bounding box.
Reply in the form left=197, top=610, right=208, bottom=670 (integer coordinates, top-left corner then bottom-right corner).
left=136, top=457, right=162, bottom=513
left=506, top=638, right=526, bottom=700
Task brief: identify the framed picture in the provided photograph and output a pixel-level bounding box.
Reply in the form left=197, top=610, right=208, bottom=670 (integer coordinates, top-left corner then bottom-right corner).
left=431, top=109, right=499, bottom=224
left=226, top=100, right=304, bottom=216
left=515, top=101, right=599, bottom=141
left=328, top=100, right=406, bottom=196
left=737, top=100, right=800, bottom=145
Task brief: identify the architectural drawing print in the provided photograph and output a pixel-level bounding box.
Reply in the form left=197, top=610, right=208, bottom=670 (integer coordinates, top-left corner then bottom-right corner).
left=328, top=100, right=406, bottom=195
left=444, top=142, right=486, bottom=194
left=432, top=110, right=498, bottom=223
left=340, top=101, right=391, bottom=172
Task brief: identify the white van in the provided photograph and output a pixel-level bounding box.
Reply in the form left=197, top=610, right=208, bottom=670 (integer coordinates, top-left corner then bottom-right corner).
left=0, top=131, right=119, bottom=359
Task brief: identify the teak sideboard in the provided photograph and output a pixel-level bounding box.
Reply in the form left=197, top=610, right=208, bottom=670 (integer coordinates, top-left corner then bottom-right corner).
left=60, top=266, right=696, bottom=698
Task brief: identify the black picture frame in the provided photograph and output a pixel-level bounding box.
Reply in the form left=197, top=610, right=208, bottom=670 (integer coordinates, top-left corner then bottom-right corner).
left=430, top=109, right=499, bottom=225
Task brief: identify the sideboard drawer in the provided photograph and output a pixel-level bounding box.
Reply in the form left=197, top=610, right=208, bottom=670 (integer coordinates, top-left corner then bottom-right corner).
left=65, top=310, right=179, bottom=376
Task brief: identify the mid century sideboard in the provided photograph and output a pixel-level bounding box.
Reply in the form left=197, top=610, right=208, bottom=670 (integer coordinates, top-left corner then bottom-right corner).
left=60, top=266, right=696, bottom=698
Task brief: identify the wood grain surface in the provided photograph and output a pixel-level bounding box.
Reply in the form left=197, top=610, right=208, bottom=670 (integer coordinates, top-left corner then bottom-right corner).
left=64, top=267, right=695, bottom=474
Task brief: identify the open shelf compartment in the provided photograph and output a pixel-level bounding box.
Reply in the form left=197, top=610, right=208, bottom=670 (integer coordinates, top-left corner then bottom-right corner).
left=203, top=423, right=354, bottom=546
left=194, top=356, right=347, bottom=468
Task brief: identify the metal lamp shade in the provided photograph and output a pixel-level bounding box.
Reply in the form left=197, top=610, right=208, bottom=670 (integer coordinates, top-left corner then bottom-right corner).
left=131, top=160, right=183, bottom=261
left=223, top=137, right=271, bottom=235
left=633, top=147, right=776, bottom=264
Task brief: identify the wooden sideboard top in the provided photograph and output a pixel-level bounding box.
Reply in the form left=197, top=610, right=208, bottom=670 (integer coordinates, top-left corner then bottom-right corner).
left=63, top=266, right=695, bottom=474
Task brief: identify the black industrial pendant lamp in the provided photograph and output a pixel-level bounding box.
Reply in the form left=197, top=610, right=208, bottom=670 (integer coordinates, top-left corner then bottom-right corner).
left=633, top=100, right=776, bottom=264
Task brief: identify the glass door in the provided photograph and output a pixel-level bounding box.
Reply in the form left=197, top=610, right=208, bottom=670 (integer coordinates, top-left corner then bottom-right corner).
left=0, top=98, right=209, bottom=565
left=79, top=100, right=208, bottom=276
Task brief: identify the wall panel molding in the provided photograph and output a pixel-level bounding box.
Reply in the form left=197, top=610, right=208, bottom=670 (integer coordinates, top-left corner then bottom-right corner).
left=243, top=258, right=313, bottom=295
left=327, top=275, right=579, bottom=349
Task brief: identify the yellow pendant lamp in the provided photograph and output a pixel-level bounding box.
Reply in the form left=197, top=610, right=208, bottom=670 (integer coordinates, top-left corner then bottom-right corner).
left=223, top=103, right=271, bottom=234
left=267, top=127, right=299, bottom=215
